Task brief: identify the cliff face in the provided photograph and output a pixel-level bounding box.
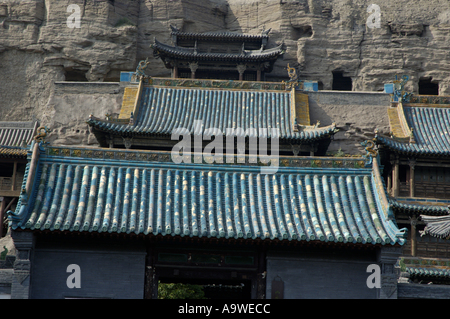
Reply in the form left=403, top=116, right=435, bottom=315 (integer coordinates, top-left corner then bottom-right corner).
left=1, top=0, right=449, bottom=152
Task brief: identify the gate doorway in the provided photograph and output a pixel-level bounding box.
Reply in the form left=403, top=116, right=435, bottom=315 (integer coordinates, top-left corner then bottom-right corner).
left=145, top=244, right=266, bottom=299
left=158, top=278, right=252, bottom=299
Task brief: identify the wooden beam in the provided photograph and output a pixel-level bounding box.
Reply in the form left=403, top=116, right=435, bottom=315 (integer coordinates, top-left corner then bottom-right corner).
left=3, top=197, right=16, bottom=213
left=0, top=190, right=21, bottom=197
left=393, top=159, right=399, bottom=197
left=172, top=65, right=178, bottom=79
left=409, top=159, right=416, bottom=197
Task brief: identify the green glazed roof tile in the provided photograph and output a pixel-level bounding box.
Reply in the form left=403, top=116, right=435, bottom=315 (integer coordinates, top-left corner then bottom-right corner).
left=8, top=146, right=406, bottom=246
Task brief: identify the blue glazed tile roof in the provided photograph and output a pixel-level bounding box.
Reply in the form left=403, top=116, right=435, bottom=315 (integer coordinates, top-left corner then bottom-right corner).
left=377, top=106, right=450, bottom=156
left=87, top=86, right=337, bottom=141
left=406, top=267, right=450, bottom=279
left=152, top=39, right=283, bottom=62
left=390, top=198, right=450, bottom=216
left=8, top=146, right=406, bottom=246
left=420, top=214, right=450, bottom=239
left=0, top=146, right=28, bottom=159
left=0, top=121, right=37, bottom=147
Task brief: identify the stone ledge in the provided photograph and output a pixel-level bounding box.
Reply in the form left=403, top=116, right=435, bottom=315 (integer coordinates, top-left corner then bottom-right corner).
left=54, top=82, right=122, bottom=95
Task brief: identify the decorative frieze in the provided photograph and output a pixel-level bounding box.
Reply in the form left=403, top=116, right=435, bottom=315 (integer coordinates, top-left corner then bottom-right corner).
left=45, top=146, right=369, bottom=169
left=148, top=77, right=286, bottom=91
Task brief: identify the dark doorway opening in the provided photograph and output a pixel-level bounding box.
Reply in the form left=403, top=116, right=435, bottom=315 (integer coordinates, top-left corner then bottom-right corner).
left=318, top=81, right=324, bottom=90
left=65, top=68, right=88, bottom=81
left=419, top=78, right=439, bottom=95
left=332, top=71, right=352, bottom=91
left=158, top=278, right=252, bottom=299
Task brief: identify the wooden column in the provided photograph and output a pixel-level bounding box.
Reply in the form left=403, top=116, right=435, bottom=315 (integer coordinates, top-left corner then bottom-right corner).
left=144, top=249, right=156, bottom=299
left=172, top=65, right=178, bottom=79
left=11, top=161, right=17, bottom=192
left=409, top=159, right=416, bottom=197
left=237, top=64, right=246, bottom=81
left=387, top=174, right=392, bottom=195
left=257, top=69, right=262, bottom=82
left=189, top=62, right=198, bottom=79
left=393, top=158, right=399, bottom=197
left=410, top=217, right=417, bottom=257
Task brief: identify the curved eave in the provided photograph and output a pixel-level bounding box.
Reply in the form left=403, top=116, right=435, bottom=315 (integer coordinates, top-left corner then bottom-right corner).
left=87, top=119, right=338, bottom=142
left=376, top=135, right=450, bottom=157
left=171, top=31, right=270, bottom=42
left=406, top=267, right=450, bottom=280
left=0, top=146, right=28, bottom=159
left=390, top=199, right=450, bottom=216
left=152, top=40, right=283, bottom=63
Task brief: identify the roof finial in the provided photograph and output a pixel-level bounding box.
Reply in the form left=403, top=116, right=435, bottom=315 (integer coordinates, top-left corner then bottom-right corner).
left=34, top=126, right=51, bottom=142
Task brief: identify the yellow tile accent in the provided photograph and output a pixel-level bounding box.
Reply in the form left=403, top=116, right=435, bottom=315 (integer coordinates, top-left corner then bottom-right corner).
left=387, top=104, right=412, bottom=140
left=387, top=107, right=407, bottom=138
left=295, top=92, right=310, bottom=126
left=119, top=87, right=139, bottom=120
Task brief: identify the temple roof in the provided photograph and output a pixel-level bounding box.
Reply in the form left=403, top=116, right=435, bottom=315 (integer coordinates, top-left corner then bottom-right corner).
left=0, top=121, right=37, bottom=147
left=8, top=144, right=406, bottom=246
left=406, top=267, right=450, bottom=281
left=0, top=146, right=28, bottom=159
left=376, top=101, right=450, bottom=156
left=170, top=25, right=272, bottom=42
left=390, top=198, right=450, bottom=216
left=151, top=39, right=284, bottom=63
left=420, top=214, right=450, bottom=238
left=87, top=84, right=338, bottom=142
left=0, top=121, right=38, bottom=159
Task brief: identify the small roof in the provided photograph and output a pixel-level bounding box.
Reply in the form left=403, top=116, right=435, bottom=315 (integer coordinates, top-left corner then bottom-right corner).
left=170, top=24, right=271, bottom=42
left=406, top=267, right=450, bottom=281
left=152, top=39, right=284, bottom=63
left=8, top=144, right=406, bottom=246
left=0, top=121, right=37, bottom=159
left=390, top=198, right=450, bottom=216
left=420, top=214, right=450, bottom=238
left=376, top=101, right=450, bottom=156
left=0, top=146, right=28, bottom=159
left=0, top=121, right=37, bottom=147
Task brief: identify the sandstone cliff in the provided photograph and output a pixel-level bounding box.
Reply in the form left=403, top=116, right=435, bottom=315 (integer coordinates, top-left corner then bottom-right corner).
left=0, top=0, right=449, bottom=153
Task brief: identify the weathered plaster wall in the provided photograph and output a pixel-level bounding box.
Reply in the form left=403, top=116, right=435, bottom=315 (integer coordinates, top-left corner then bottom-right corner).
left=307, top=91, right=392, bottom=154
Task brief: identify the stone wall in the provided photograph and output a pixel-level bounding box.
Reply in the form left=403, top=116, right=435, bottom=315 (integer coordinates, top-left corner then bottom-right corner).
left=266, top=249, right=378, bottom=299
left=30, top=242, right=146, bottom=299
left=0, top=0, right=449, bottom=149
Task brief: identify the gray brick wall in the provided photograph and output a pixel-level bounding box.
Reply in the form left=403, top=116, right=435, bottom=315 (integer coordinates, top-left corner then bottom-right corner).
left=30, top=245, right=146, bottom=299
left=266, top=251, right=378, bottom=299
